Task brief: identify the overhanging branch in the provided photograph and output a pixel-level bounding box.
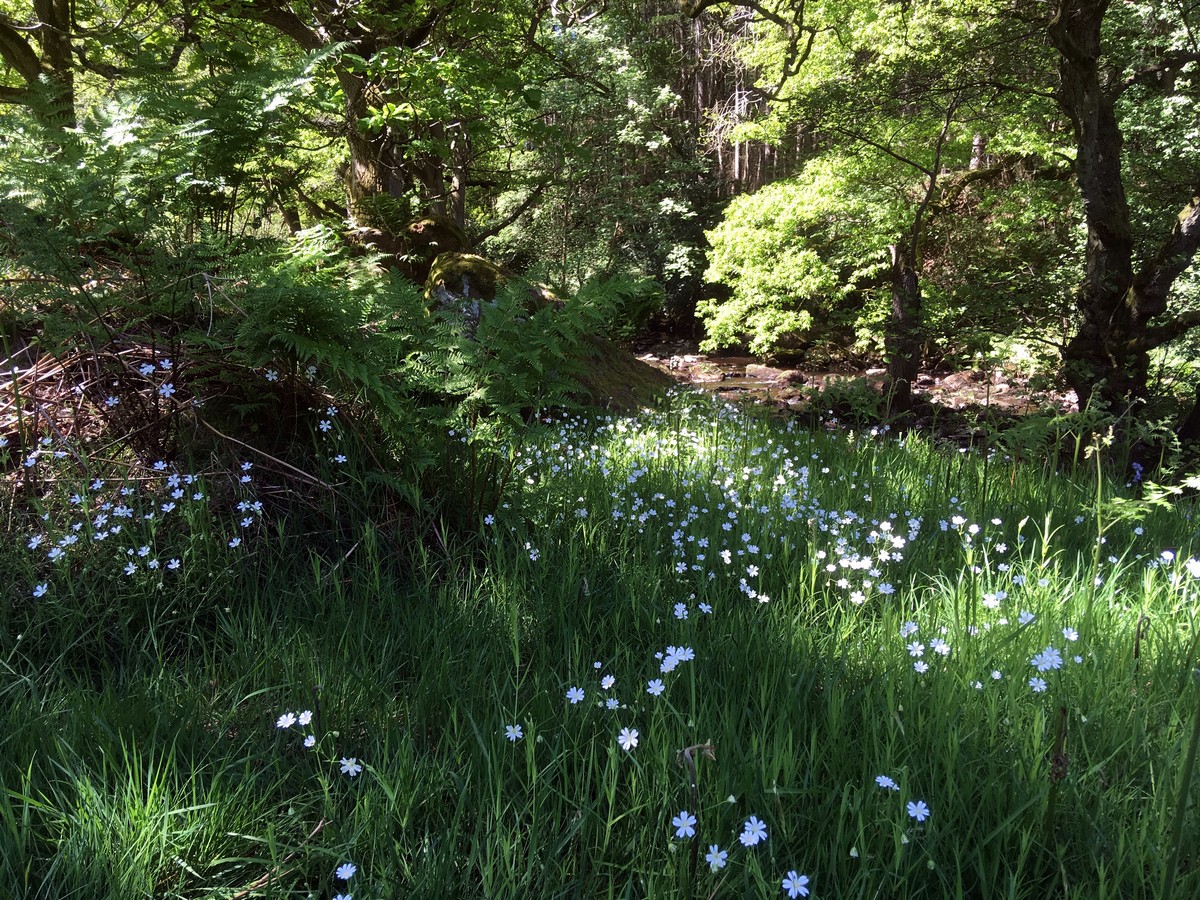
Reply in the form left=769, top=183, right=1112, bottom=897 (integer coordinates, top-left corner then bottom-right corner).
left=0, top=15, right=43, bottom=83
left=473, top=181, right=550, bottom=243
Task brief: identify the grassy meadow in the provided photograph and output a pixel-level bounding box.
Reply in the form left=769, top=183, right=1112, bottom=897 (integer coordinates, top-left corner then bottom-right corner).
left=3, top=388, right=1200, bottom=898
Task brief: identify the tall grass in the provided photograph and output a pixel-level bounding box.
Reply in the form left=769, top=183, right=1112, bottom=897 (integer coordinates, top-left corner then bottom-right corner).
left=2, top=389, right=1199, bottom=898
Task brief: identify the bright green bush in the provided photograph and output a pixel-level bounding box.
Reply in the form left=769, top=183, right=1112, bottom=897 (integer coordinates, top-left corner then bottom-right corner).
left=699, top=158, right=888, bottom=357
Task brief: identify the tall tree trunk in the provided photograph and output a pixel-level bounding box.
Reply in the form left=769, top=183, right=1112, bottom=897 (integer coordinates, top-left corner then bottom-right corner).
left=338, top=68, right=396, bottom=229
left=1049, top=0, right=1141, bottom=409
left=886, top=240, right=922, bottom=415
left=0, top=1, right=75, bottom=127
left=1047, top=1, right=1200, bottom=412
left=34, top=0, right=73, bottom=125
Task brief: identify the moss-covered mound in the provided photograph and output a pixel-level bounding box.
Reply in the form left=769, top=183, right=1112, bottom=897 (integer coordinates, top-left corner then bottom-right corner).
left=574, top=335, right=674, bottom=411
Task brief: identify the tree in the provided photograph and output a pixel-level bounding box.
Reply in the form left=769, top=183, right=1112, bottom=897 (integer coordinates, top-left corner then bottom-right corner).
left=1047, top=0, right=1200, bottom=410
left=0, top=1, right=198, bottom=126
left=192, top=0, right=595, bottom=250
left=693, top=0, right=1063, bottom=411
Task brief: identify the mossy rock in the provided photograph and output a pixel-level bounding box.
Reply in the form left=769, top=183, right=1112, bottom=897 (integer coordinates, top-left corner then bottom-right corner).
left=350, top=213, right=471, bottom=283
left=400, top=215, right=470, bottom=283
left=425, top=252, right=512, bottom=303
left=573, top=335, right=674, bottom=411
left=425, top=252, right=561, bottom=332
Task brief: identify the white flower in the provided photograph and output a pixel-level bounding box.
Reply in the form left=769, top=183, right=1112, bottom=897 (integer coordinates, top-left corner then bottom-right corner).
left=705, top=844, right=728, bottom=871
left=304, top=734, right=316, bottom=748
left=605, top=698, right=619, bottom=710
left=907, top=800, right=930, bottom=822
left=618, top=727, right=639, bottom=751
left=740, top=815, right=768, bottom=846
left=1032, top=646, right=1064, bottom=672
left=340, top=757, right=363, bottom=777
left=276, top=712, right=296, bottom=729
left=782, top=871, right=810, bottom=898
left=1062, top=627, right=1079, bottom=642
left=913, top=660, right=929, bottom=673
left=504, top=724, right=523, bottom=742
left=672, top=810, right=697, bottom=839
left=298, top=710, right=313, bottom=726
left=601, top=675, right=616, bottom=690
left=336, top=862, right=356, bottom=880
left=906, top=641, right=924, bottom=658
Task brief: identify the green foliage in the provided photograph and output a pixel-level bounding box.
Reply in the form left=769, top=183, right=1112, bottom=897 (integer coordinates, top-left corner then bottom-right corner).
left=478, top=15, right=713, bottom=323
left=0, top=68, right=618, bottom=525
left=699, top=159, right=884, bottom=355
left=575, top=272, right=665, bottom=341
left=698, top=0, right=1077, bottom=368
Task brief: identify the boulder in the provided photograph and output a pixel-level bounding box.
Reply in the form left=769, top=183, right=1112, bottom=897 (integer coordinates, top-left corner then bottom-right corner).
left=352, top=213, right=471, bottom=283
left=424, top=252, right=560, bottom=335
left=400, top=215, right=471, bottom=282
left=940, top=370, right=982, bottom=390
left=426, top=252, right=512, bottom=305
left=746, top=364, right=787, bottom=382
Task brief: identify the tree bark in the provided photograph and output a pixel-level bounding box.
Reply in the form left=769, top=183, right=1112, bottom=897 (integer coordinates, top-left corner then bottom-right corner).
left=0, top=1, right=75, bottom=126
left=1050, top=1, right=1200, bottom=410
left=885, top=241, right=922, bottom=416
left=1049, top=1, right=1139, bottom=408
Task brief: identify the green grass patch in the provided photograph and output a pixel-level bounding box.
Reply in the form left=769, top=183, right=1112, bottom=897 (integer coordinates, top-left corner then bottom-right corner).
left=3, top=390, right=1200, bottom=898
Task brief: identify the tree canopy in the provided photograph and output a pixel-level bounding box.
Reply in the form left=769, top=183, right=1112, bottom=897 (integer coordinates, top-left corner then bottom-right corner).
left=2, top=0, right=1199, bottom=428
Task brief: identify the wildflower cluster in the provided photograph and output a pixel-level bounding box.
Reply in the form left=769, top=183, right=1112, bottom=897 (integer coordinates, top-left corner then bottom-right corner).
left=16, top=430, right=266, bottom=600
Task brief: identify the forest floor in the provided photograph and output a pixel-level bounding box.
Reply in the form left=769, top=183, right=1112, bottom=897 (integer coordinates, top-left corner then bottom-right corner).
left=635, top=339, right=1079, bottom=442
